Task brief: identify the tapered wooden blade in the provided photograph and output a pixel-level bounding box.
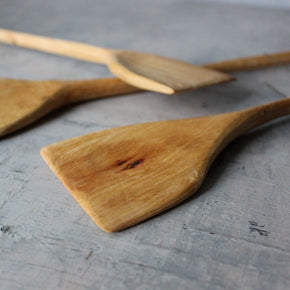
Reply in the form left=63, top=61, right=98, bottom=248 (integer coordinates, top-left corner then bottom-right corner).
left=0, top=79, right=63, bottom=136
left=111, top=51, right=234, bottom=94
left=40, top=114, right=235, bottom=232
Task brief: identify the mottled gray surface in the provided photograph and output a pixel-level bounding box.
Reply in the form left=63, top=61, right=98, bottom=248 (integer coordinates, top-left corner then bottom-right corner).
left=201, top=0, right=290, bottom=9
left=0, top=1, right=290, bottom=289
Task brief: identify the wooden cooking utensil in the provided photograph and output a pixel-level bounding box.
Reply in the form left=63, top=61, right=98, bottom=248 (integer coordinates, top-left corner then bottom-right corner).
left=0, top=28, right=233, bottom=94
left=1, top=49, right=290, bottom=138
left=41, top=97, right=290, bottom=232
left=1, top=29, right=290, bottom=94
left=0, top=78, right=139, bottom=137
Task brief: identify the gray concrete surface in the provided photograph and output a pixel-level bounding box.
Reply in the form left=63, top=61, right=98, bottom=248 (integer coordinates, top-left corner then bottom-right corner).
left=201, top=0, right=290, bottom=9
left=0, top=1, right=289, bottom=289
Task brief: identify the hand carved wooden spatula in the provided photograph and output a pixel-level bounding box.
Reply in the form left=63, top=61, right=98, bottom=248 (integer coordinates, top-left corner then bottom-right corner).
left=41, top=97, right=290, bottom=232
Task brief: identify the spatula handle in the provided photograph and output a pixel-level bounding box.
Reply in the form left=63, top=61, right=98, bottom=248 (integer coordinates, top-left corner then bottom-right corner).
left=63, top=78, right=140, bottom=104
left=231, top=97, right=290, bottom=137
left=205, top=52, right=290, bottom=72
left=0, top=28, right=112, bottom=64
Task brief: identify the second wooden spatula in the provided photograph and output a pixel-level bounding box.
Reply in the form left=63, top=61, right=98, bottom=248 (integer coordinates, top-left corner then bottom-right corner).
left=1, top=50, right=290, bottom=137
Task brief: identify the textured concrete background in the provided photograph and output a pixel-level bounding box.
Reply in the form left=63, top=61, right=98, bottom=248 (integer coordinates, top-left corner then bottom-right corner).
left=0, top=1, right=290, bottom=289
left=200, top=0, right=290, bottom=8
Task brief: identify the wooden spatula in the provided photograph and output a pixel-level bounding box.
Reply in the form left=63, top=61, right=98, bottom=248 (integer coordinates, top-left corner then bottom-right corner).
left=0, top=28, right=233, bottom=94
left=1, top=50, right=290, bottom=138
left=41, top=97, right=290, bottom=232
left=0, top=78, right=139, bottom=137
left=1, top=29, right=290, bottom=94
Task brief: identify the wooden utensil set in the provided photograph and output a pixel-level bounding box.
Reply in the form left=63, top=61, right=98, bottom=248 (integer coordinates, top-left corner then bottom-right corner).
left=1, top=28, right=289, bottom=232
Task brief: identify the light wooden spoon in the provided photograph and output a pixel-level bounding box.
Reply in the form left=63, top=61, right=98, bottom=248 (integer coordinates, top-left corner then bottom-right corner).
left=41, top=97, right=290, bottom=232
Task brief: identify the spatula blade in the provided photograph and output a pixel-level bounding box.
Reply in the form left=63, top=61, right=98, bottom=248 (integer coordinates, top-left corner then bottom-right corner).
left=111, top=51, right=235, bottom=94
left=40, top=116, right=228, bottom=232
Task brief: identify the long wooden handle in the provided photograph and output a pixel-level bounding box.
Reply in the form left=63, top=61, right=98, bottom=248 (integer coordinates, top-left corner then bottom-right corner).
left=232, top=97, right=290, bottom=137
left=0, top=28, right=112, bottom=64
left=63, top=78, right=140, bottom=104
left=0, top=28, right=289, bottom=73
left=204, top=52, right=290, bottom=72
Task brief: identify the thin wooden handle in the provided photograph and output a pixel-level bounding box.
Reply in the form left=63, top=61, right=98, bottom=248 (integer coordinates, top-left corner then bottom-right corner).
left=0, top=28, right=112, bottom=64
left=0, top=28, right=289, bottom=73
left=205, top=52, right=290, bottom=72
left=233, top=97, right=290, bottom=136
left=63, top=78, right=141, bottom=104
